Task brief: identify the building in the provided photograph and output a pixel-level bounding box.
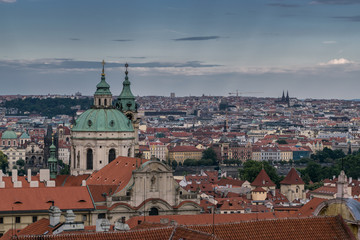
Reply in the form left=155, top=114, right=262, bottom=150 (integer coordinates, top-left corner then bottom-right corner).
left=149, top=142, right=167, bottom=161
left=70, top=63, right=137, bottom=175
left=168, top=146, right=203, bottom=163
left=1, top=147, right=26, bottom=170
left=280, top=168, right=305, bottom=202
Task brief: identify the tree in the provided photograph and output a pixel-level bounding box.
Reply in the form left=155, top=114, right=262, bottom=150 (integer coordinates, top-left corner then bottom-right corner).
left=276, top=140, right=288, bottom=144
left=58, top=160, right=70, bottom=175
left=171, top=160, right=178, bottom=169
left=202, top=148, right=217, bottom=165
left=16, top=159, right=25, bottom=168
left=0, top=151, right=9, bottom=173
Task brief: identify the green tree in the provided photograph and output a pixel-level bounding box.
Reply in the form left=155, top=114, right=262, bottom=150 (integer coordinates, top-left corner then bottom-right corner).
left=183, top=159, right=198, bottom=166
left=202, top=148, right=217, bottom=165
left=58, top=160, right=70, bottom=175
left=171, top=160, right=178, bottom=169
left=0, top=151, right=9, bottom=173
left=276, top=140, right=288, bottom=144
left=16, top=159, right=25, bottom=168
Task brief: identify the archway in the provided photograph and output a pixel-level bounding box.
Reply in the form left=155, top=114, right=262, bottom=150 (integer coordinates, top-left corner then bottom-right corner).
left=149, top=207, right=159, bottom=216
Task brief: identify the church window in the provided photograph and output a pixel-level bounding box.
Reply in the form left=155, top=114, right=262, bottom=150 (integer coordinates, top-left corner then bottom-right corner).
left=109, top=120, right=114, bottom=127
left=88, top=120, right=92, bottom=127
left=104, top=99, right=107, bottom=106
left=149, top=207, right=159, bottom=216
left=86, top=149, right=93, bottom=170
left=109, top=149, right=116, bottom=163
left=98, top=99, right=101, bottom=106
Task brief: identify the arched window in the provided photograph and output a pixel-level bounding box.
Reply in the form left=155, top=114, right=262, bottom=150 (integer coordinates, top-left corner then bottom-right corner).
left=98, top=99, right=101, bottom=106
left=104, top=99, right=107, bottom=106
left=128, top=148, right=131, bottom=157
left=108, top=149, right=116, bottom=163
left=87, top=149, right=93, bottom=170
left=149, top=207, right=159, bottom=216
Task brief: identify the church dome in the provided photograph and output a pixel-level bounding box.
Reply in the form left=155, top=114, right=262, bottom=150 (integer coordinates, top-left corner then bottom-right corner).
left=2, top=130, right=17, bottom=139
left=72, top=108, right=134, bottom=132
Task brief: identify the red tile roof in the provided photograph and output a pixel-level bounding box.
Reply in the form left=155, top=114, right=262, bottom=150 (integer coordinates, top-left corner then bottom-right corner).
left=189, top=216, right=356, bottom=240
left=0, top=186, right=94, bottom=212
left=251, top=169, right=276, bottom=187
left=280, top=168, right=305, bottom=185
left=86, top=156, right=148, bottom=194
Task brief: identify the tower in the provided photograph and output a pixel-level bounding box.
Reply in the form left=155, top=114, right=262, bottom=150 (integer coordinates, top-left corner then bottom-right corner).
left=281, top=90, right=285, bottom=102
left=71, top=61, right=136, bottom=175
left=48, top=137, right=58, bottom=179
left=286, top=91, right=290, bottom=106
left=116, top=63, right=140, bottom=155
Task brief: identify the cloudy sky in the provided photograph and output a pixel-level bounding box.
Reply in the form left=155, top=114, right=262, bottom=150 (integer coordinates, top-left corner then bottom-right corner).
left=1, top=0, right=360, bottom=99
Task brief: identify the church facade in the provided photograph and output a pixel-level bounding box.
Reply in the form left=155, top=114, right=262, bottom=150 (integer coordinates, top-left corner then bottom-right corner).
left=71, top=62, right=139, bottom=175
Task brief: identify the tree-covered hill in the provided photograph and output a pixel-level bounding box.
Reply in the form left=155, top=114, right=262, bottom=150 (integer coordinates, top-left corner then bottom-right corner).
left=3, top=97, right=92, bottom=118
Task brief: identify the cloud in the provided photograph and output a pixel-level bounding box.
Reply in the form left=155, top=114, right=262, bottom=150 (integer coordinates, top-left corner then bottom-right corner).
left=322, top=40, right=337, bottom=44
left=319, top=58, right=354, bottom=65
left=0, top=0, right=16, bottom=3
left=69, top=38, right=80, bottom=41
left=267, top=3, right=300, bottom=7
left=173, top=36, right=220, bottom=41
left=112, top=39, right=133, bottom=42
left=332, top=15, right=360, bottom=22
left=310, top=0, right=360, bottom=4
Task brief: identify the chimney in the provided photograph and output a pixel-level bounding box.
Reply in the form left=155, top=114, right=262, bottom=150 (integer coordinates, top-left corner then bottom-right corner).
left=27, top=169, right=32, bottom=183
left=12, top=169, right=18, bottom=183
left=0, top=171, right=4, bottom=188
left=114, top=218, right=130, bottom=231
left=96, top=219, right=111, bottom=232
left=81, top=180, right=86, bottom=186
left=65, top=210, right=75, bottom=223
left=49, top=206, right=61, bottom=227
left=349, top=177, right=353, bottom=184
left=160, top=218, right=169, bottom=224
left=12, top=169, right=22, bottom=188
left=40, top=169, right=50, bottom=182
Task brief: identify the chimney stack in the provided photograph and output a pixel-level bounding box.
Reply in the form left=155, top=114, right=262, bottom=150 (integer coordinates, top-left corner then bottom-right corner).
left=49, top=206, right=61, bottom=227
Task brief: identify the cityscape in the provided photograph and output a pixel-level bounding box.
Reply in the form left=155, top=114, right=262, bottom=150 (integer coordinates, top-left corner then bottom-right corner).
left=1, top=0, right=360, bottom=240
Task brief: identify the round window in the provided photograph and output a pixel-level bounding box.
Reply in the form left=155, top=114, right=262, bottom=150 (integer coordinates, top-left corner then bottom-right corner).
left=88, top=120, right=92, bottom=126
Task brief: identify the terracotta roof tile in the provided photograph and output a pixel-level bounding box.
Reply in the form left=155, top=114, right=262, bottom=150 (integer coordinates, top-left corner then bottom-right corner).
left=280, top=168, right=304, bottom=185
left=251, top=169, right=276, bottom=187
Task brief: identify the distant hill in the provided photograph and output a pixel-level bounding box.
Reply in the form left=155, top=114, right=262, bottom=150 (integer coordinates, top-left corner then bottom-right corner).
left=2, top=97, right=92, bottom=118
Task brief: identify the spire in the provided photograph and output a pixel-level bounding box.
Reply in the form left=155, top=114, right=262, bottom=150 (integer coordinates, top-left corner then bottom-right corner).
left=48, top=136, right=58, bottom=179
left=95, top=60, right=111, bottom=96
left=281, top=91, right=285, bottom=101
left=286, top=91, right=289, bottom=102
left=116, top=63, right=137, bottom=112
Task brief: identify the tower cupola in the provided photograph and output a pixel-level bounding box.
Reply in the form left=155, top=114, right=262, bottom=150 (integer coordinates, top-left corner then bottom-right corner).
left=94, top=60, right=112, bottom=108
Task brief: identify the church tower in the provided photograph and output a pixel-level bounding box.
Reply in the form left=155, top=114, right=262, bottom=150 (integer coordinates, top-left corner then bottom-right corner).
left=48, top=137, right=58, bottom=179
left=71, top=61, right=136, bottom=175
left=116, top=64, right=140, bottom=155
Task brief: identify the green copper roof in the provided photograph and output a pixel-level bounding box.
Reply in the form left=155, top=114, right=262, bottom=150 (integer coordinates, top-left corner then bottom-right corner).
left=95, top=62, right=112, bottom=96
left=2, top=130, right=17, bottom=139
left=20, top=132, right=30, bottom=139
left=72, top=108, right=134, bottom=132
left=116, top=64, right=137, bottom=112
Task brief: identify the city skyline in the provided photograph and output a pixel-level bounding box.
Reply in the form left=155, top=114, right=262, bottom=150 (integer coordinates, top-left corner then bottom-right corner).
left=1, top=0, right=360, bottom=99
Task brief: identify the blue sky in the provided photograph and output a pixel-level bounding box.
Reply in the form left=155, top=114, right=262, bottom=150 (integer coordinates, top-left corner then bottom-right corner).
left=1, top=0, right=360, bottom=99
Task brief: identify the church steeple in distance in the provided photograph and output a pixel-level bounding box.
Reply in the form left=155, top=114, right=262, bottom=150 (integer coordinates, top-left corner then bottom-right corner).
left=281, top=90, right=285, bottom=102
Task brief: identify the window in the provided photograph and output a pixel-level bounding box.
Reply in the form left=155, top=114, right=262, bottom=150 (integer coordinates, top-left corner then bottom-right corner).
left=82, top=215, right=87, bottom=221
left=15, top=217, right=21, bottom=223
left=0, top=217, right=3, bottom=224
left=98, top=213, right=106, bottom=219
left=86, top=149, right=93, bottom=170
left=32, top=216, right=37, bottom=223
left=108, top=149, right=116, bottom=163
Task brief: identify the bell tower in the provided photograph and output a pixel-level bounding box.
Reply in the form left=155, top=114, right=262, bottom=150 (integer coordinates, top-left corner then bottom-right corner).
left=116, top=63, right=140, bottom=155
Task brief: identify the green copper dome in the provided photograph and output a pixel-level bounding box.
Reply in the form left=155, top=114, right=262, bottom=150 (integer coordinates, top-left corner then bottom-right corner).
left=2, top=130, right=17, bottom=139
left=20, top=132, right=30, bottom=139
left=72, top=108, right=134, bottom=132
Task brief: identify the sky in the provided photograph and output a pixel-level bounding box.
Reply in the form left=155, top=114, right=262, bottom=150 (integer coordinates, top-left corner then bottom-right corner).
left=1, top=0, right=360, bottom=99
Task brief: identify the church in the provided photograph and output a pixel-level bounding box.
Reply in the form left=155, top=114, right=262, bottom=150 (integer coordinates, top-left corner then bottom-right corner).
left=70, top=62, right=140, bottom=175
